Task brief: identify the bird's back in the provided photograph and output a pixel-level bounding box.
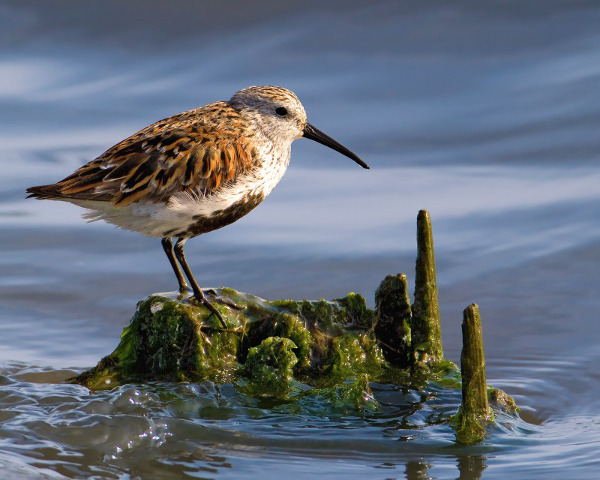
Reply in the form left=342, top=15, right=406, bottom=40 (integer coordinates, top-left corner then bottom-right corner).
left=27, top=101, right=259, bottom=207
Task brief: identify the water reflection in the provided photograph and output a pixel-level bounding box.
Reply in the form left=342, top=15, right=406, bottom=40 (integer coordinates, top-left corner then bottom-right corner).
left=405, top=460, right=431, bottom=479
left=456, top=455, right=487, bottom=480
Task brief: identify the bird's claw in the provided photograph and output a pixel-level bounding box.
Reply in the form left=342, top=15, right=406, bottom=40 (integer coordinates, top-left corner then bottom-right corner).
left=190, top=293, right=228, bottom=330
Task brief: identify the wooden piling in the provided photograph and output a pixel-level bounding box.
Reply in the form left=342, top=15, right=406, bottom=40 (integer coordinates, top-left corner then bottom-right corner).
left=374, top=274, right=412, bottom=367
left=411, top=210, right=443, bottom=363
left=455, top=303, right=490, bottom=444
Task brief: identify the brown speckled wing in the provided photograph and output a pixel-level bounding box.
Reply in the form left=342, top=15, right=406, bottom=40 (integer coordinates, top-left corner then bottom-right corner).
left=54, top=102, right=256, bottom=206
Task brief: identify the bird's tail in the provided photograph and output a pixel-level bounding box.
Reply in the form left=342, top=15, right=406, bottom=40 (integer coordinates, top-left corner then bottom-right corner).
left=25, top=184, right=64, bottom=200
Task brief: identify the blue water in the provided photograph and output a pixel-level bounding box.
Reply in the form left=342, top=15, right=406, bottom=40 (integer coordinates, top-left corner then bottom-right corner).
left=1, top=1, right=600, bottom=478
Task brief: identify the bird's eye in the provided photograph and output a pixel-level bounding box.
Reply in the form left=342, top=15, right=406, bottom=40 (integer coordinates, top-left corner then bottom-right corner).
left=275, top=107, right=288, bottom=116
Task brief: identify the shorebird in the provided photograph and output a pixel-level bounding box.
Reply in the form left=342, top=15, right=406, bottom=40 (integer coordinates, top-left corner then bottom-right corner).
left=27, top=86, right=369, bottom=327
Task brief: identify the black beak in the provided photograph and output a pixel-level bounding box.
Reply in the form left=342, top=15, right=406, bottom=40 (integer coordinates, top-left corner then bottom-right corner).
left=303, top=123, right=369, bottom=169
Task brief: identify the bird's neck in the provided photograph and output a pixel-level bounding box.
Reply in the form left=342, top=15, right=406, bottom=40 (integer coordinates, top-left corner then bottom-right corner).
left=250, top=141, right=291, bottom=199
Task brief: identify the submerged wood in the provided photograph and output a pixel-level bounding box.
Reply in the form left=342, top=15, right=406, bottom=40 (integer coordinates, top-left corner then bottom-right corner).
left=455, top=303, right=491, bottom=444
left=412, top=210, right=443, bottom=364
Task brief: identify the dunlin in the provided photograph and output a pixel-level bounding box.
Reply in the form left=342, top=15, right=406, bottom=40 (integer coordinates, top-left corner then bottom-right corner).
left=27, top=86, right=369, bottom=327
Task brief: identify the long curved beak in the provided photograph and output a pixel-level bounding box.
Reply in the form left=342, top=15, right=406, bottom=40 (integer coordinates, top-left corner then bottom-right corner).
left=303, top=123, right=369, bottom=169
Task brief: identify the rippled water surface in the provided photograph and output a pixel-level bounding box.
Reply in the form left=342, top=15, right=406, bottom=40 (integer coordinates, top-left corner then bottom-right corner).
left=1, top=1, right=599, bottom=478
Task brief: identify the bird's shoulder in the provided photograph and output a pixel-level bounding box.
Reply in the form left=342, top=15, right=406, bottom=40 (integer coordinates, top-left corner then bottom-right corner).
left=57, top=102, right=259, bottom=206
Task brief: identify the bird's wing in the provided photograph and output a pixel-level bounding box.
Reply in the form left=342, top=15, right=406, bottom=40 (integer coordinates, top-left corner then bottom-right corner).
left=53, top=104, right=256, bottom=207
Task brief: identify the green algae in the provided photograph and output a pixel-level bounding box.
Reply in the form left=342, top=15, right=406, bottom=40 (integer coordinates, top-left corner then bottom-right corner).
left=71, top=290, right=387, bottom=391
left=271, top=313, right=313, bottom=370
left=73, top=296, right=240, bottom=389
left=299, top=298, right=339, bottom=333
left=242, top=336, right=298, bottom=398
left=489, top=387, right=519, bottom=414
left=329, top=335, right=368, bottom=379
left=336, top=292, right=375, bottom=329
left=319, top=374, right=378, bottom=411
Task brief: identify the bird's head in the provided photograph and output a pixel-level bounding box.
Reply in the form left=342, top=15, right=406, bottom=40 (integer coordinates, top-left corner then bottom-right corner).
left=229, top=85, right=369, bottom=169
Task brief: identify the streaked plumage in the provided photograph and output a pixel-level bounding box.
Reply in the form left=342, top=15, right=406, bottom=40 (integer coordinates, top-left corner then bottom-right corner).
left=27, top=86, right=369, bottom=327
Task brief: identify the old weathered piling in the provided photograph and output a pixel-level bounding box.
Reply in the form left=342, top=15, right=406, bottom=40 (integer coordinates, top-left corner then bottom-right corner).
left=411, top=210, right=443, bottom=363
left=374, top=274, right=412, bottom=367
left=455, top=303, right=491, bottom=444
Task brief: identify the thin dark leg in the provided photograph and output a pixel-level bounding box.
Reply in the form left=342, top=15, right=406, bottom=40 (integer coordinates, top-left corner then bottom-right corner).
left=161, top=237, right=189, bottom=294
left=174, top=238, right=227, bottom=329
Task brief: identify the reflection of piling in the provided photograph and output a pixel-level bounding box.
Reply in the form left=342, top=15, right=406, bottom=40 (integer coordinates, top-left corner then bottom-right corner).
left=457, top=455, right=487, bottom=480
left=456, top=303, right=490, bottom=444
left=411, top=210, right=443, bottom=363
left=405, top=461, right=430, bottom=478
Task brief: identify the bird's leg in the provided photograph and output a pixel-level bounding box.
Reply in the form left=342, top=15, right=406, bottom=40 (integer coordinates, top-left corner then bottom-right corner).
left=173, top=238, right=227, bottom=329
left=161, top=237, right=189, bottom=295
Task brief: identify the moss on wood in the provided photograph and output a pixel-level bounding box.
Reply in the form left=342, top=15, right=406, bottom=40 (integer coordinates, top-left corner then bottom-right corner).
left=68, top=210, right=518, bottom=445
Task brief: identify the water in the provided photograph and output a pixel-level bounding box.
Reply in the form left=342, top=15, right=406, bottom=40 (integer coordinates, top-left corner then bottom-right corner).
left=1, top=0, right=599, bottom=477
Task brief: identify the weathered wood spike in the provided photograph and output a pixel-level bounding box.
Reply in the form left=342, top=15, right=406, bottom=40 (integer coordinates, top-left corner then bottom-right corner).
left=375, top=274, right=412, bottom=367
left=411, top=209, right=443, bottom=363
left=455, top=303, right=491, bottom=444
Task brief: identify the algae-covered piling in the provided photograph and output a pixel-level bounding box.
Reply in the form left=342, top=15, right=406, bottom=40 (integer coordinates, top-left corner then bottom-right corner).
left=455, top=303, right=491, bottom=444
left=69, top=209, right=517, bottom=444
left=374, top=274, right=412, bottom=367
left=412, top=210, right=443, bottom=364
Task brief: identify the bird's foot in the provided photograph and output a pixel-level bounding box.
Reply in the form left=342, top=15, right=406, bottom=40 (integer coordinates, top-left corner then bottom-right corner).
left=218, top=298, right=243, bottom=310
left=191, top=293, right=228, bottom=330
left=176, top=286, right=192, bottom=301
left=202, top=288, right=242, bottom=310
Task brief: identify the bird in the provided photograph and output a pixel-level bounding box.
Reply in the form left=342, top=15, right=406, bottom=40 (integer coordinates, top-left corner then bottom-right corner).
left=26, top=85, right=369, bottom=328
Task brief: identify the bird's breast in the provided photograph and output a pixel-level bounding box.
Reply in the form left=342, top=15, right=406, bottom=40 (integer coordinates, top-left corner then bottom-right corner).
left=162, top=143, right=291, bottom=238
